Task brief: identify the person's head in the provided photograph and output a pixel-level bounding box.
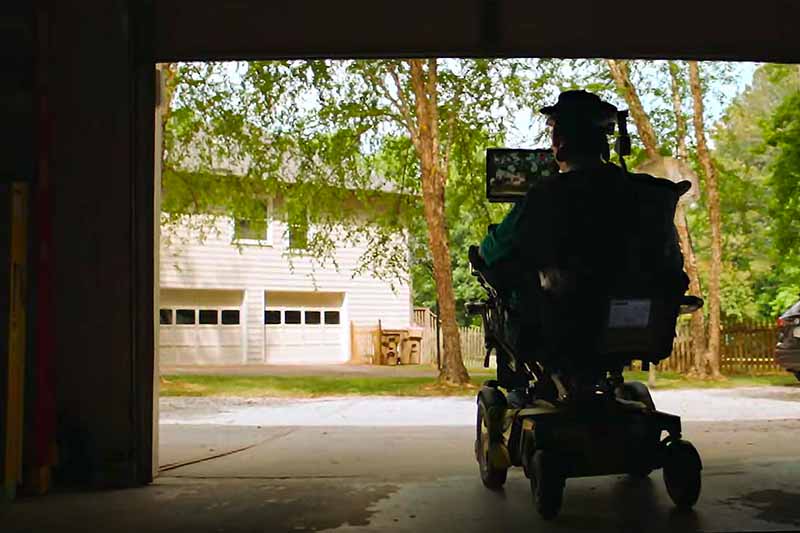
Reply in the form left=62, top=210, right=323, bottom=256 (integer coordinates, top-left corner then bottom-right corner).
left=540, top=90, right=618, bottom=170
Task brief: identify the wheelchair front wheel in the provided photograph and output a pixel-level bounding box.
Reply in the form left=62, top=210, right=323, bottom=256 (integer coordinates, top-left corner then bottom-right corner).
left=530, top=450, right=564, bottom=520
left=476, top=404, right=508, bottom=489
left=663, top=439, right=702, bottom=508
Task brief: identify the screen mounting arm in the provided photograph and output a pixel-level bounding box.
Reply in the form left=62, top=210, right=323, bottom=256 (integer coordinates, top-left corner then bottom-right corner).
left=614, top=110, right=631, bottom=173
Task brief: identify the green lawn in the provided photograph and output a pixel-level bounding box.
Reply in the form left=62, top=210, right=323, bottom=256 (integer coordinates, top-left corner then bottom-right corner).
left=623, top=370, right=799, bottom=390
left=160, top=370, right=798, bottom=398
left=160, top=373, right=492, bottom=398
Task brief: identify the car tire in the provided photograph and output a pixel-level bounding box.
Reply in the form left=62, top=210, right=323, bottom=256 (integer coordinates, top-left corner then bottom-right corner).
left=795, top=372, right=800, bottom=382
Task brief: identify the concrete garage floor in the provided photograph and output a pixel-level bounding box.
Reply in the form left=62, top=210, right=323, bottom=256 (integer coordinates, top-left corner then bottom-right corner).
left=4, top=389, right=800, bottom=532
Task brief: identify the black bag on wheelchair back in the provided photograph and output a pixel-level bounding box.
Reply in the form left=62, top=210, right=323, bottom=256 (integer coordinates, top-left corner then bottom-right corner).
left=514, top=164, right=690, bottom=370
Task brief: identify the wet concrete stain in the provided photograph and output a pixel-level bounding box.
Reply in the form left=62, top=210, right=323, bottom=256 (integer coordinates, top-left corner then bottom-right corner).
left=725, top=489, right=800, bottom=526
left=4, top=479, right=400, bottom=533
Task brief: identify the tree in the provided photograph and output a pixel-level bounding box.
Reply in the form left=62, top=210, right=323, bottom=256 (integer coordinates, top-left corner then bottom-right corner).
left=606, top=59, right=710, bottom=375
left=762, top=89, right=800, bottom=312
left=688, top=61, right=723, bottom=378
left=162, top=59, right=546, bottom=385
left=667, top=61, right=708, bottom=376
left=713, top=64, right=800, bottom=318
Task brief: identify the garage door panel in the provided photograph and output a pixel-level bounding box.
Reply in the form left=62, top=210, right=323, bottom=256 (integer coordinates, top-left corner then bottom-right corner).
left=264, top=301, right=345, bottom=364
left=218, top=328, right=242, bottom=347
left=159, top=288, right=245, bottom=365
left=161, top=328, right=195, bottom=346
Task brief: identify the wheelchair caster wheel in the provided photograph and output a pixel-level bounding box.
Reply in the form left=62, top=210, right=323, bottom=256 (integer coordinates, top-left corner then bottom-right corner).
left=663, top=439, right=702, bottom=508
left=476, top=404, right=508, bottom=489
left=530, top=450, right=564, bottom=520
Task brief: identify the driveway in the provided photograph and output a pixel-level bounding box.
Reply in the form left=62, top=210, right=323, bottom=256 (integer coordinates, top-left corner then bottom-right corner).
left=159, top=386, right=800, bottom=426
left=5, top=387, right=800, bottom=533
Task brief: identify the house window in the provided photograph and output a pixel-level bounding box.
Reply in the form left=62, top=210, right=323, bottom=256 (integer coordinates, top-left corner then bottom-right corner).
left=221, top=310, right=240, bottom=325
left=324, top=311, right=340, bottom=325
left=159, top=309, right=173, bottom=325
left=234, top=201, right=271, bottom=243
left=288, top=208, right=309, bottom=250
left=199, top=309, right=219, bottom=325
left=264, top=310, right=282, bottom=325
left=284, top=310, right=302, bottom=324
left=176, top=309, right=196, bottom=325
left=305, top=311, right=321, bottom=325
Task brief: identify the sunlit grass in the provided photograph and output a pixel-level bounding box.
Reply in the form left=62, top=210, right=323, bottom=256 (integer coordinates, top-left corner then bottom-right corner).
left=623, top=370, right=799, bottom=390
left=160, top=369, right=797, bottom=398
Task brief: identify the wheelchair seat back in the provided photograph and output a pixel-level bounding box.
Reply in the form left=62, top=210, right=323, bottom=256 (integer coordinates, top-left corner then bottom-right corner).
left=516, top=166, right=690, bottom=370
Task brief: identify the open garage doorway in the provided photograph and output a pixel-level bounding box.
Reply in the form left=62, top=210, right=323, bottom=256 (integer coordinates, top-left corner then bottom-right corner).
left=145, top=52, right=800, bottom=533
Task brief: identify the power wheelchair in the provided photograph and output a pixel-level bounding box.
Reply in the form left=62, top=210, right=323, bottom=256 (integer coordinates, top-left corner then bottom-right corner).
left=468, top=157, right=704, bottom=520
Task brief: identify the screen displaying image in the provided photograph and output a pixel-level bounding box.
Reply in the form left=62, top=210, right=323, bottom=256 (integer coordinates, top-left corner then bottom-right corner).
left=486, top=148, right=559, bottom=202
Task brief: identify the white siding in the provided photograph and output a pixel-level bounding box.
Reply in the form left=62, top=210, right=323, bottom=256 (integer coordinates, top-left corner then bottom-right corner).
left=159, top=215, right=412, bottom=363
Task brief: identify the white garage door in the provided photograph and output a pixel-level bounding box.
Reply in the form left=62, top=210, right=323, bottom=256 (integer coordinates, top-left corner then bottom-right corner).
left=159, top=289, right=245, bottom=365
left=264, top=307, right=344, bottom=364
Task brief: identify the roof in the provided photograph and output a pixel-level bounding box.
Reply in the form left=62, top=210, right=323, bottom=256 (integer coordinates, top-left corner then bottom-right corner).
left=168, top=134, right=411, bottom=196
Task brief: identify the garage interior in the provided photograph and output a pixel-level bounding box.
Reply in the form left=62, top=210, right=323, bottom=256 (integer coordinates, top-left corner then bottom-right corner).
left=2, top=1, right=800, bottom=531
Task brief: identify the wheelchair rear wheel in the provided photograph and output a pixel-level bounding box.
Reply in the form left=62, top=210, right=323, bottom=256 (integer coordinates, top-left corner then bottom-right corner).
left=476, top=404, right=508, bottom=489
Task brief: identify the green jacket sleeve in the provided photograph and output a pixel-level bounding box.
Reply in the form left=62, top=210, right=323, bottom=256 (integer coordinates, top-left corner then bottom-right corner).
left=479, top=201, right=525, bottom=267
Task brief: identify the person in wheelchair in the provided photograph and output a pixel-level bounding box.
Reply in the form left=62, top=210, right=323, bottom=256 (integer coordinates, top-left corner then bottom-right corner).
left=474, top=90, right=690, bottom=406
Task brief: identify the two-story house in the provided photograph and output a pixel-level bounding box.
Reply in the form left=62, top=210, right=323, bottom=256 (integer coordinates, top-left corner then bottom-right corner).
left=158, top=190, right=413, bottom=366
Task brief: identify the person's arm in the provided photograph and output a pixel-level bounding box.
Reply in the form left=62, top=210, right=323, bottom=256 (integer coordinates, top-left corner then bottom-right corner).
left=479, top=200, right=525, bottom=267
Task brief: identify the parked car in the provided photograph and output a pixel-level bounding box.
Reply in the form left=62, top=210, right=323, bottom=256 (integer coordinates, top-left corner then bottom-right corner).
left=775, top=298, right=800, bottom=381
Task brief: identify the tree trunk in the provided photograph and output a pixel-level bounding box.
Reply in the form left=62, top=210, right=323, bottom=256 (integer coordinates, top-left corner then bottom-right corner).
left=606, top=60, right=659, bottom=158
left=688, top=61, right=723, bottom=378
left=608, top=59, right=710, bottom=375
left=674, top=205, right=708, bottom=373
left=408, top=59, right=469, bottom=385
left=158, top=63, right=178, bottom=189
left=668, top=61, right=709, bottom=376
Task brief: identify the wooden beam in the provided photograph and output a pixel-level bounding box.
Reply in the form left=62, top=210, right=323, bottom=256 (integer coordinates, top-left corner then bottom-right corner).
left=152, top=0, right=800, bottom=63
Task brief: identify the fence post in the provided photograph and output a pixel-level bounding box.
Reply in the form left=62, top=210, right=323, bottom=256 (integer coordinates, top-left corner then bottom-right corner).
left=435, top=311, right=441, bottom=370
left=375, top=320, right=383, bottom=366
left=349, top=321, right=355, bottom=363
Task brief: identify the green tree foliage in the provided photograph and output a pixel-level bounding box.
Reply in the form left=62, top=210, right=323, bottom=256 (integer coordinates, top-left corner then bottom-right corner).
left=163, top=58, right=796, bottom=329
left=711, top=64, right=800, bottom=318
left=761, top=88, right=800, bottom=314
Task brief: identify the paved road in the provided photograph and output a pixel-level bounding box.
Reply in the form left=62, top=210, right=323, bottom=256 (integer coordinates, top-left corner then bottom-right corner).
left=6, top=387, right=800, bottom=532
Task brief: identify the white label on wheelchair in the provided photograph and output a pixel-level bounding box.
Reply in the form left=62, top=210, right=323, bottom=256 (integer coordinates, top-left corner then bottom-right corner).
left=608, top=299, right=651, bottom=328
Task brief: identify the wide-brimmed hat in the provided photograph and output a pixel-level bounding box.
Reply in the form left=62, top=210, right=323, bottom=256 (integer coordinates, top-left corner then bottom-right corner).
left=540, top=90, right=619, bottom=131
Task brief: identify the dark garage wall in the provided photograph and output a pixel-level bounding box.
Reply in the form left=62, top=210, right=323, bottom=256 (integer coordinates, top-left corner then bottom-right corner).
left=45, top=0, right=148, bottom=484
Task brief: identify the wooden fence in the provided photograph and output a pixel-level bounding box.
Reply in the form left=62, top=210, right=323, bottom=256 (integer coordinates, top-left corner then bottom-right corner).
left=414, top=307, right=440, bottom=366
left=413, top=308, right=495, bottom=368
left=350, top=323, right=380, bottom=364
left=412, top=308, right=782, bottom=373
left=460, top=326, right=497, bottom=369
left=720, top=320, right=782, bottom=373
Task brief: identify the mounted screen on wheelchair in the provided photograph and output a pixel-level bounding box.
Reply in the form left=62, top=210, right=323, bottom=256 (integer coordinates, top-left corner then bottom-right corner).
left=486, top=148, right=559, bottom=202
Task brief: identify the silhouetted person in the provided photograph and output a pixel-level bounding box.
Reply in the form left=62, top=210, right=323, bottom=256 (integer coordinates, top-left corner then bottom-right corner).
left=476, top=90, right=687, bottom=405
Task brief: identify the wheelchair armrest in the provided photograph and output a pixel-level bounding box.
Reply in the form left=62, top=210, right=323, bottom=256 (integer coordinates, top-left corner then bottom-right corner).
left=468, top=244, right=485, bottom=272
left=679, top=295, right=704, bottom=315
